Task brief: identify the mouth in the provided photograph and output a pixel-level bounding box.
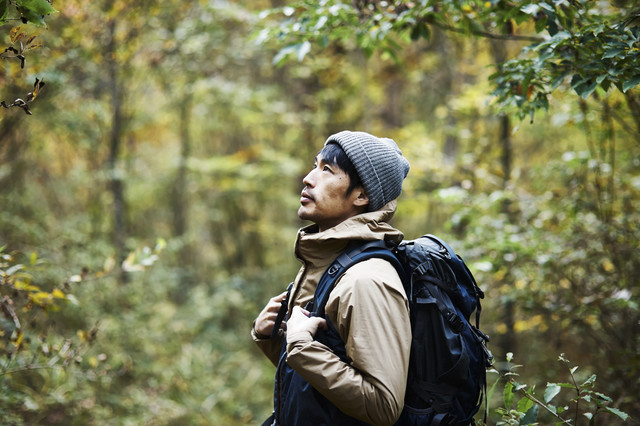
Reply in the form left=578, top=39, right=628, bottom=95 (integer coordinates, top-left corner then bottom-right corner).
left=300, top=190, right=314, bottom=204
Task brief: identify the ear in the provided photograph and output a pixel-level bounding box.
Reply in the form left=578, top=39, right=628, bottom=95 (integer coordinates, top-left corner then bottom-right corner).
left=352, top=187, right=369, bottom=208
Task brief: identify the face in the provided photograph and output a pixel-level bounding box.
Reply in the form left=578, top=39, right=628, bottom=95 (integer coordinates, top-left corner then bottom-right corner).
left=298, top=153, right=368, bottom=232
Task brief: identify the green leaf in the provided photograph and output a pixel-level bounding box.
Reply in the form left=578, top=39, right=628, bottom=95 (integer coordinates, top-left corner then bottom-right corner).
left=517, top=395, right=534, bottom=413
left=0, top=0, right=9, bottom=23
left=504, top=381, right=514, bottom=408
left=575, top=80, right=598, bottom=99
left=602, top=48, right=625, bottom=59
left=539, top=2, right=554, bottom=13
left=547, top=17, right=559, bottom=36
left=622, top=75, right=640, bottom=92
left=296, top=41, right=310, bottom=61
left=521, top=4, right=540, bottom=15
left=550, top=74, right=566, bottom=90
left=605, top=407, right=630, bottom=421
left=535, top=17, right=547, bottom=33
left=17, top=5, right=45, bottom=26
left=557, top=382, right=576, bottom=388
left=486, top=376, right=501, bottom=409
left=17, top=0, right=57, bottom=15
left=410, top=22, right=430, bottom=41
left=592, top=391, right=613, bottom=403
left=272, top=43, right=311, bottom=66
left=545, top=383, right=562, bottom=403
left=581, top=374, right=597, bottom=388
left=521, top=404, right=539, bottom=424
left=570, top=74, right=584, bottom=90
left=6, top=263, right=25, bottom=275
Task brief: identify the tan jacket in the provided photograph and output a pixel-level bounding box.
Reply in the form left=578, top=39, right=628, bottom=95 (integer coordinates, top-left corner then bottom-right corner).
left=253, top=201, right=412, bottom=425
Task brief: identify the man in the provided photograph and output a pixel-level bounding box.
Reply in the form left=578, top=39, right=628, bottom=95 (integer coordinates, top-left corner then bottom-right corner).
left=252, top=130, right=412, bottom=426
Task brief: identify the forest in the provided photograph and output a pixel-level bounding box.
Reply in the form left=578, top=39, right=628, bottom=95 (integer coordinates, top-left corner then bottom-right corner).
left=1, top=0, right=638, bottom=424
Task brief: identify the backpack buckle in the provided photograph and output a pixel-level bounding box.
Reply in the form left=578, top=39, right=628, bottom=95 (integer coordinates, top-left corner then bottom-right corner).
left=446, top=310, right=464, bottom=333
left=327, top=264, right=340, bottom=275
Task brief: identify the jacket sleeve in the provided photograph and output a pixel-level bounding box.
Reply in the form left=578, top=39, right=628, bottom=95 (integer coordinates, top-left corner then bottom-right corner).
left=251, top=325, right=285, bottom=367
left=285, top=259, right=411, bottom=426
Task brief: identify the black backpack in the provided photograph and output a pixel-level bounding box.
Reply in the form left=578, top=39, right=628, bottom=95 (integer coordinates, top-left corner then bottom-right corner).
left=311, top=234, right=493, bottom=426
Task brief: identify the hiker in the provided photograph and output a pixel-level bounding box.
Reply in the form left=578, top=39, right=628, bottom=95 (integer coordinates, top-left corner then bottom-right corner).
left=252, top=130, right=412, bottom=426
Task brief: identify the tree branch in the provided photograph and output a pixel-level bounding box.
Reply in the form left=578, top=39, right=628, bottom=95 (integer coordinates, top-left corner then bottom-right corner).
left=430, top=20, right=543, bottom=43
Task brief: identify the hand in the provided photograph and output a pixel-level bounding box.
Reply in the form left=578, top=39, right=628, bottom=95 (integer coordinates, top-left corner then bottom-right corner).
left=254, top=291, right=288, bottom=337
left=286, top=306, right=327, bottom=339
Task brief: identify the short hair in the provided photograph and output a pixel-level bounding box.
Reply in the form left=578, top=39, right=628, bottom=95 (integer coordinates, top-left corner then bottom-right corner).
left=318, top=142, right=363, bottom=196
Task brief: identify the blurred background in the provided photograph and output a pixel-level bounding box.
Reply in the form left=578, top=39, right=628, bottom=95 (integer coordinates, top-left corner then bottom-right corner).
left=1, top=0, right=638, bottom=424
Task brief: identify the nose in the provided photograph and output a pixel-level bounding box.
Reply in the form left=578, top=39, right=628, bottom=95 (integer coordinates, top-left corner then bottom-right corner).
left=302, top=168, right=316, bottom=187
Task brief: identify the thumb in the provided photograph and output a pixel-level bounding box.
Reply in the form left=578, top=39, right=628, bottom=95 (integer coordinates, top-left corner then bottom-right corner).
left=311, top=316, right=328, bottom=331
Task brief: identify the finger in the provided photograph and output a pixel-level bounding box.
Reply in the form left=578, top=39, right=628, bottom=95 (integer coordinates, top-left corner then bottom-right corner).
left=272, top=291, right=288, bottom=302
left=311, top=317, right=327, bottom=330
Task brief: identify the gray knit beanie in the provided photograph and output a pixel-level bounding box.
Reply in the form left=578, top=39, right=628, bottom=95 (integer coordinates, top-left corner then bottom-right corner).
left=324, top=130, right=410, bottom=211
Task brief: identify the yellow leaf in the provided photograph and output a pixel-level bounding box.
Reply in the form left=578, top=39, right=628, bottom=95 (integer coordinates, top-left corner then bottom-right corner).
left=495, top=323, right=508, bottom=334
left=30, top=291, right=52, bottom=305
left=51, top=289, right=66, bottom=299
left=602, top=260, right=615, bottom=272
left=14, top=331, right=24, bottom=347
left=10, top=26, right=26, bottom=43
left=514, top=279, right=527, bottom=290
left=124, top=251, right=136, bottom=265
left=103, top=255, right=116, bottom=272
left=15, top=279, right=39, bottom=292
left=155, top=238, right=166, bottom=252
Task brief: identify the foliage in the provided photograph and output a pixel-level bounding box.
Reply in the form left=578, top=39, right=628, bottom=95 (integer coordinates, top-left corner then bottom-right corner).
left=0, top=247, right=83, bottom=377
left=489, top=353, right=630, bottom=425
left=1, top=0, right=57, bottom=114
left=0, top=75, right=44, bottom=114
left=488, top=2, right=640, bottom=121
left=429, top=138, right=640, bottom=416
left=0, top=0, right=57, bottom=28
left=0, top=242, right=164, bottom=424
left=257, top=0, right=640, bottom=122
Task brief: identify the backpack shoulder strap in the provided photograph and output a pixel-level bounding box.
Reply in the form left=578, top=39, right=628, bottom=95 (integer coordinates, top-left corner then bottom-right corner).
left=270, top=282, right=293, bottom=339
left=312, top=240, right=403, bottom=318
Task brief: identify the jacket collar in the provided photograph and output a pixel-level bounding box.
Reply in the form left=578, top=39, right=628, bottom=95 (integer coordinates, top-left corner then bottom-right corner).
left=294, top=200, right=404, bottom=271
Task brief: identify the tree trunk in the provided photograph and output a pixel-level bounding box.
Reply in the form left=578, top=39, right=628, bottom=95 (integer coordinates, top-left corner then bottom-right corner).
left=434, top=28, right=458, bottom=161
left=170, top=93, right=195, bottom=303
left=624, top=91, right=640, bottom=137
left=106, top=19, right=128, bottom=283
left=489, top=35, right=516, bottom=357
left=172, top=94, right=192, bottom=240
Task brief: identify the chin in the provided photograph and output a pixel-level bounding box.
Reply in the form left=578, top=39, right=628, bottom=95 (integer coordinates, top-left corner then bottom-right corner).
left=297, top=207, right=310, bottom=221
